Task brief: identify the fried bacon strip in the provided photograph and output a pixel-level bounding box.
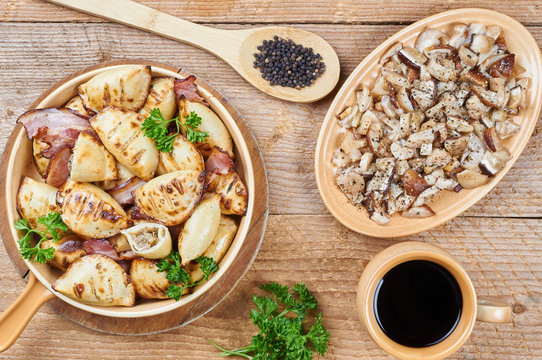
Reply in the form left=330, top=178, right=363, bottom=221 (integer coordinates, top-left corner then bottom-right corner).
left=18, top=108, right=98, bottom=159
left=205, top=147, right=234, bottom=175
left=82, top=239, right=121, bottom=261
left=108, top=177, right=146, bottom=206
left=173, top=76, right=206, bottom=104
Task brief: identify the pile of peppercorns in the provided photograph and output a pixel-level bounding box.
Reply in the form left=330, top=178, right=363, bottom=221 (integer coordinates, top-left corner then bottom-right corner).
left=253, top=36, right=326, bottom=89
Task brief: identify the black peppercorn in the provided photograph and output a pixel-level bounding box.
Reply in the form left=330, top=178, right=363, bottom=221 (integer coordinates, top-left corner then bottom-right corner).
left=252, top=36, right=325, bottom=89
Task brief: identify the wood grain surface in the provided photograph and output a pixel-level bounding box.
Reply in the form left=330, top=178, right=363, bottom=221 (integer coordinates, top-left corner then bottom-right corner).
left=0, top=1, right=541, bottom=359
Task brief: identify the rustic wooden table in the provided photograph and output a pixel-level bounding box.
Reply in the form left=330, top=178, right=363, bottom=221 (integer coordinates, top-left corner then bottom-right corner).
left=0, top=1, right=541, bottom=359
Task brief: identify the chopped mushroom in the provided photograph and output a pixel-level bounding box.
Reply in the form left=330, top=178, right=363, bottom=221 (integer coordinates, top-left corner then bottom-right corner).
left=495, top=120, right=520, bottom=139
left=401, top=205, right=436, bottom=218
left=456, top=169, right=489, bottom=188
left=398, top=47, right=428, bottom=69
left=333, top=22, right=526, bottom=225
left=390, top=141, right=415, bottom=160
left=416, top=29, right=446, bottom=52
left=479, top=151, right=505, bottom=176
left=336, top=167, right=365, bottom=206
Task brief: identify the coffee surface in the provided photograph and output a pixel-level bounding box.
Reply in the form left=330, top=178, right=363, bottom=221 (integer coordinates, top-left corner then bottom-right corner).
left=374, top=260, right=462, bottom=348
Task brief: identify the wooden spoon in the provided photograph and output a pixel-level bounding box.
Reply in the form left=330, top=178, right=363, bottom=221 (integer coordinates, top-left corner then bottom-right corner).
left=44, top=0, right=340, bottom=103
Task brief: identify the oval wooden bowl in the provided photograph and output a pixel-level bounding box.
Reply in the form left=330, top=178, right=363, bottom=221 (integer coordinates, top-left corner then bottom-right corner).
left=315, top=8, right=542, bottom=238
left=0, top=60, right=269, bottom=333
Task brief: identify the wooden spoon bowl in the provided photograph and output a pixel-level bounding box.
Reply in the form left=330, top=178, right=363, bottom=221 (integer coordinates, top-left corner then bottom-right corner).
left=315, top=8, right=542, bottom=238
left=236, top=26, right=340, bottom=103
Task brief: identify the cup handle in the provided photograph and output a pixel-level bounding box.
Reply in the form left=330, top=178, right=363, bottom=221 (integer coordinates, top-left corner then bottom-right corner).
left=476, top=299, right=512, bottom=323
left=0, top=273, right=55, bottom=352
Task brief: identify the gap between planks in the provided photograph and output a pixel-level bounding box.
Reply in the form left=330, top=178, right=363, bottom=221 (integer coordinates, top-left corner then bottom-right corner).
left=2, top=20, right=542, bottom=27
left=267, top=213, right=542, bottom=219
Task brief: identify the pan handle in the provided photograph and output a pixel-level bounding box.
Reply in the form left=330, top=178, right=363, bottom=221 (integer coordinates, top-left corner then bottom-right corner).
left=0, top=272, right=55, bottom=352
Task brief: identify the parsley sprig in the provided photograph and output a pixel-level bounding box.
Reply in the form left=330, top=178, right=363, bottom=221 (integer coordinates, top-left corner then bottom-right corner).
left=141, top=108, right=208, bottom=152
left=14, top=212, right=68, bottom=263
left=211, top=282, right=330, bottom=359
left=156, top=250, right=219, bottom=301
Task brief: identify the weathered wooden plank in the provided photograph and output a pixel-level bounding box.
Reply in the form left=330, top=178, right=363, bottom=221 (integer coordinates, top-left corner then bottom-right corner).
left=1, top=215, right=540, bottom=359
left=0, top=22, right=541, bottom=217
left=2, top=0, right=542, bottom=25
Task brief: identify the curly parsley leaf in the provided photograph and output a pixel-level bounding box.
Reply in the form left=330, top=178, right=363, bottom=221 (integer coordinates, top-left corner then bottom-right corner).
left=141, top=108, right=208, bottom=152
left=156, top=251, right=219, bottom=301
left=306, top=314, right=329, bottom=356
left=195, top=255, right=219, bottom=280
left=15, top=212, right=67, bottom=264
left=14, top=218, right=31, bottom=231
left=211, top=282, right=330, bottom=359
left=38, top=211, right=68, bottom=242
left=183, top=111, right=208, bottom=143
left=165, top=284, right=185, bottom=301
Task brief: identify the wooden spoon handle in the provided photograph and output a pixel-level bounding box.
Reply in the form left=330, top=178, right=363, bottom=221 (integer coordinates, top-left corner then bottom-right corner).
left=44, top=0, right=246, bottom=65
left=0, top=273, right=55, bottom=352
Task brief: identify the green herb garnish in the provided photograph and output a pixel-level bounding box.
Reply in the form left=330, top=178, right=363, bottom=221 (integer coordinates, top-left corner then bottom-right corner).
left=14, top=212, right=68, bottom=263
left=156, top=251, right=219, bottom=301
left=210, top=282, right=330, bottom=359
left=141, top=108, right=208, bottom=152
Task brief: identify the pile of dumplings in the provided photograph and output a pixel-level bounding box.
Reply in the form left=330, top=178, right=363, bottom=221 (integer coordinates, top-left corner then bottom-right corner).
left=15, top=65, right=248, bottom=306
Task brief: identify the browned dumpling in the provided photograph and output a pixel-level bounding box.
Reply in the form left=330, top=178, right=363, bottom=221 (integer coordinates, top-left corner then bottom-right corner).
left=33, top=134, right=50, bottom=177
left=178, top=99, right=233, bottom=158
left=178, top=194, right=221, bottom=265
left=156, top=135, right=204, bottom=175
left=107, top=233, right=132, bottom=253
left=129, top=258, right=170, bottom=299
left=40, top=235, right=86, bottom=271
left=65, top=95, right=92, bottom=117
left=134, top=170, right=205, bottom=226
left=52, top=254, right=135, bottom=306
left=208, top=170, right=248, bottom=215
left=57, top=180, right=131, bottom=238
left=17, top=177, right=60, bottom=237
left=70, top=132, right=118, bottom=182
left=78, top=65, right=152, bottom=113
left=90, top=107, right=159, bottom=181
left=139, top=77, right=177, bottom=120
left=187, top=215, right=237, bottom=282
left=120, top=222, right=172, bottom=259
left=95, top=162, right=135, bottom=191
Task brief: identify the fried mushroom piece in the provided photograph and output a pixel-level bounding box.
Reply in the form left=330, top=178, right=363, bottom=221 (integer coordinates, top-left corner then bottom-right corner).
left=335, top=167, right=365, bottom=207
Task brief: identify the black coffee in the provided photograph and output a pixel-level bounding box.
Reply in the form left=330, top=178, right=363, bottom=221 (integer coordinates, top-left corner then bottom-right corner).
left=374, top=260, right=462, bottom=348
